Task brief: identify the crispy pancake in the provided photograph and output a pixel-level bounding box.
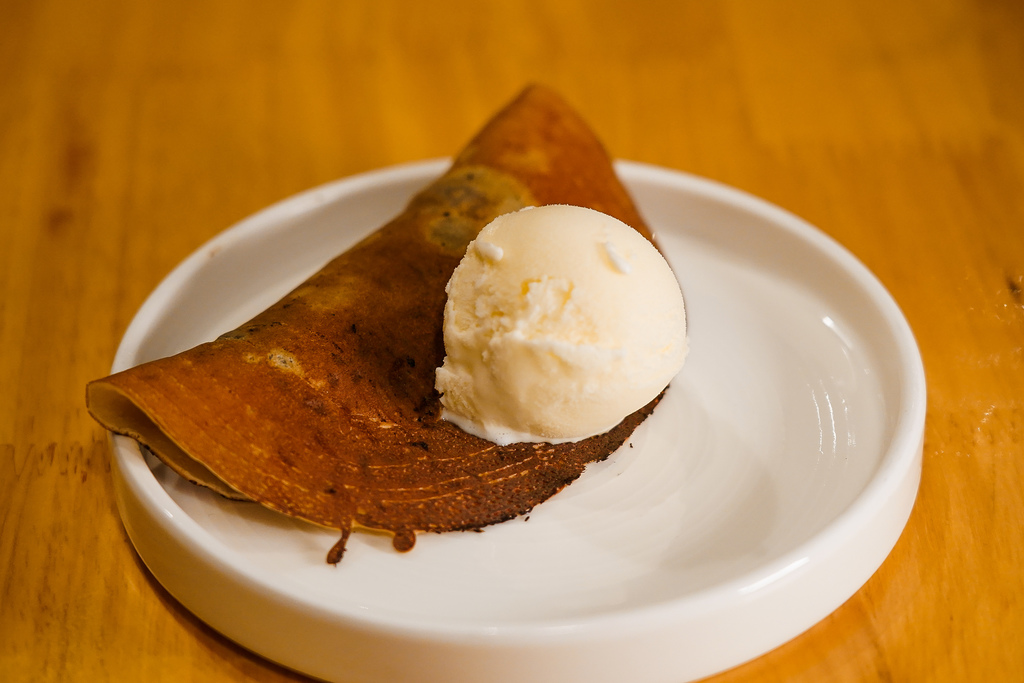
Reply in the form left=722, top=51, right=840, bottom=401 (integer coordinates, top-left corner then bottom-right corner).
left=87, top=85, right=662, bottom=563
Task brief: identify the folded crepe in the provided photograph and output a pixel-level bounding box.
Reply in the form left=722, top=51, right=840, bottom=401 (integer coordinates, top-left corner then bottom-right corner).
left=87, top=85, right=661, bottom=563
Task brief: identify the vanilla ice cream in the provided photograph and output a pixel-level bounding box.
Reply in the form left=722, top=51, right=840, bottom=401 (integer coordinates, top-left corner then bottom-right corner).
left=434, top=204, right=687, bottom=446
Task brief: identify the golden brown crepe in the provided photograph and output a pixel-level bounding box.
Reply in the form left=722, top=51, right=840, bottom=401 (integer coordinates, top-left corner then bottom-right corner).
left=87, top=84, right=661, bottom=563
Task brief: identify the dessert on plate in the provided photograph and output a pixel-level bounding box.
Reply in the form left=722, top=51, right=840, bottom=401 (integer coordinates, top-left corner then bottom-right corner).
left=86, top=84, right=687, bottom=563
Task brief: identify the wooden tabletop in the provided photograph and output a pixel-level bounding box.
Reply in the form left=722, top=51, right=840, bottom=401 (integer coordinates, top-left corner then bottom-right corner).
left=3, top=0, right=1022, bottom=680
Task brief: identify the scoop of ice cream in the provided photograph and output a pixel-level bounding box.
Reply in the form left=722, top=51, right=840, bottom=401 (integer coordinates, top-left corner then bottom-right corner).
left=434, top=204, right=687, bottom=446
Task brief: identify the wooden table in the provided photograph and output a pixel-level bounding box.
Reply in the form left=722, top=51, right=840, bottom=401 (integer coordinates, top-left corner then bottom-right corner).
left=3, top=0, right=1022, bottom=680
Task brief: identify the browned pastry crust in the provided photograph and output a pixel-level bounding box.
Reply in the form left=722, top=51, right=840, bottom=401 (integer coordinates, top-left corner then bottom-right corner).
left=86, top=84, right=661, bottom=563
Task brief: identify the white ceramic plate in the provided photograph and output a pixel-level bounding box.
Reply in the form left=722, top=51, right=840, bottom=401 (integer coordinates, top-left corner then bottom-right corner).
left=108, top=160, right=925, bottom=683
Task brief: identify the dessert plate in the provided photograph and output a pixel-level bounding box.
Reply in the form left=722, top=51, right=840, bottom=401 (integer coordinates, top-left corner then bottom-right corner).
left=108, top=160, right=925, bottom=683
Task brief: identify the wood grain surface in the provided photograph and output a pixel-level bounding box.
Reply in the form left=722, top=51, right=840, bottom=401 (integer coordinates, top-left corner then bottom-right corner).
left=2, top=0, right=1022, bottom=680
